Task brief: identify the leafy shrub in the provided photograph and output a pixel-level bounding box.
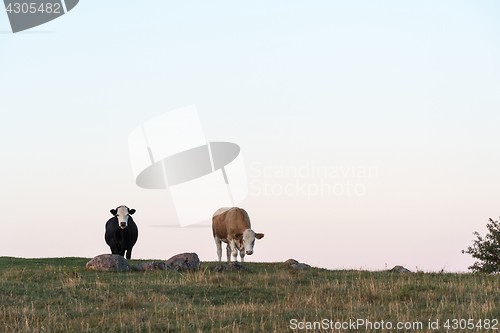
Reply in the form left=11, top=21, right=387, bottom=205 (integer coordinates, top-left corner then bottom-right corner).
left=462, top=218, right=500, bottom=273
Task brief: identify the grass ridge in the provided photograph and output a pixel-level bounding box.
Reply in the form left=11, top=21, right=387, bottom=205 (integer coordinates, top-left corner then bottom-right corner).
left=0, top=257, right=499, bottom=332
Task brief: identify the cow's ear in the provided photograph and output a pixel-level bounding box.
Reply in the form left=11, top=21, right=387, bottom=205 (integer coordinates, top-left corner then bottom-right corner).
left=110, top=209, right=117, bottom=215
left=255, top=233, right=264, bottom=239
left=129, top=209, right=136, bottom=215
left=234, top=233, right=243, bottom=240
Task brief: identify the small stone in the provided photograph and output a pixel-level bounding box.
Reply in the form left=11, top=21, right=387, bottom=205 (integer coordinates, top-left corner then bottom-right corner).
left=165, top=253, right=200, bottom=271
left=390, top=265, right=411, bottom=273
left=284, top=259, right=299, bottom=264
left=135, top=262, right=171, bottom=271
left=86, top=254, right=130, bottom=272
left=290, top=263, right=310, bottom=270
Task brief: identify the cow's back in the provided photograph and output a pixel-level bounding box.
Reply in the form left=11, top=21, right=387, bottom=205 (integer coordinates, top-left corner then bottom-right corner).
left=212, top=207, right=251, bottom=240
left=127, top=217, right=139, bottom=245
left=105, top=217, right=118, bottom=243
left=212, top=207, right=231, bottom=239
left=105, top=217, right=138, bottom=246
left=226, top=207, right=251, bottom=235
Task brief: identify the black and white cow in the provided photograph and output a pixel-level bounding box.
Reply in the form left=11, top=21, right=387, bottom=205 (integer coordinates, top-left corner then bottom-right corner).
left=105, top=205, right=138, bottom=259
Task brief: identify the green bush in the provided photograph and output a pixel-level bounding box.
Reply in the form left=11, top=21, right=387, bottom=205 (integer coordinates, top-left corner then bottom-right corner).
left=463, top=218, right=500, bottom=273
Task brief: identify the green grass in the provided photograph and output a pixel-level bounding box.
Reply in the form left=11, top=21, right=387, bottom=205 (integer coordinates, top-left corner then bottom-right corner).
left=0, top=257, right=499, bottom=332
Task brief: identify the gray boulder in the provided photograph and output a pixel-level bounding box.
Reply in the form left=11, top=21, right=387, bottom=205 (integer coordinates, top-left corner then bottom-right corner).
left=285, top=258, right=310, bottom=270
left=166, top=253, right=200, bottom=271
left=86, top=254, right=130, bottom=272
left=284, top=259, right=299, bottom=264
left=213, top=262, right=249, bottom=272
left=135, top=262, right=172, bottom=271
left=290, top=263, right=311, bottom=270
left=390, top=265, right=411, bottom=273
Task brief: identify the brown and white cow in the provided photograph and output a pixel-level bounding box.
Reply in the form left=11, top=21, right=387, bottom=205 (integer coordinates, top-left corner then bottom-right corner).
left=212, top=207, right=264, bottom=262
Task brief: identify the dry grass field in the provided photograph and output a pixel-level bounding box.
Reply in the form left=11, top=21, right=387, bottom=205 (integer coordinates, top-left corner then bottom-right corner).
left=0, top=257, right=499, bottom=332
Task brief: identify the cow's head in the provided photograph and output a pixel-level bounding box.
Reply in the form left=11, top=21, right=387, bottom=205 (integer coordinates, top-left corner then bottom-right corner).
left=234, top=229, right=264, bottom=255
left=110, top=205, right=136, bottom=229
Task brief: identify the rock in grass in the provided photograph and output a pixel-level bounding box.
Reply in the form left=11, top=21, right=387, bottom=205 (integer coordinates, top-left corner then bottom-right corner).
left=165, top=253, right=200, bottom=271
left=285, top=259, right=310, bottom=270
left=213, top=263, right=249, bottom=272
left=284, top=259, right=299, bottom=264
left=135, top=262, right=172, bottom=271
left=86, top=254, right=130, bottom=272
left=290, top=263, right=310, bottom=270
left=390, top=265, right=411, bottom=273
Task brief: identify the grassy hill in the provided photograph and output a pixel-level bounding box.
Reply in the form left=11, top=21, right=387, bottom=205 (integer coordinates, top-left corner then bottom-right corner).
left=0, top=257, right=499, bottom=332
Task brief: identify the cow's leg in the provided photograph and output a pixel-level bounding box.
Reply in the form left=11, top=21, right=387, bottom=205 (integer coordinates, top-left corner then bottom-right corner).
left=226, top=243, right=231, bottom=262
left=239, top=249, right=245, bottom=262
left=230, top=240, right=239, bottom=262
left=126, top=247, right=132, bottom=260
left=215, top=237, right=222, bottom=261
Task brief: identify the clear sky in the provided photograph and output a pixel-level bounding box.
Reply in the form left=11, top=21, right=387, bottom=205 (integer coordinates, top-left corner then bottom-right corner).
left=1, top=1, right=499, bottom=272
